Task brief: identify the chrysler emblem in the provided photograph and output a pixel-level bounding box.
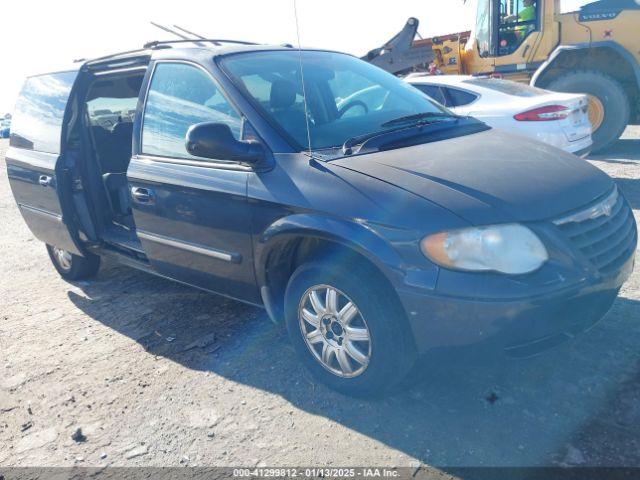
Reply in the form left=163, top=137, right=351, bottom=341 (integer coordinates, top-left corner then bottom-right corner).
left=599, top=201, right=614, bottom=217
left=554, top=188, right=619, bottom=226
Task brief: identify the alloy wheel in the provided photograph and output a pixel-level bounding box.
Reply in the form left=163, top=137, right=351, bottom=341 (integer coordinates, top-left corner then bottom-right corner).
left=52, top=247, right=72, bottom=271
left=298, top=285, right=371, bottom=378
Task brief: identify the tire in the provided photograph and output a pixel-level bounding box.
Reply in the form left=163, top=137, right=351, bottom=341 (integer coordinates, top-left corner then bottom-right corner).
left=284, top=261, right=416, bottom=397
left=46, top=244, right=100, bottom=281
left=547, top=70, right=630, bottom=153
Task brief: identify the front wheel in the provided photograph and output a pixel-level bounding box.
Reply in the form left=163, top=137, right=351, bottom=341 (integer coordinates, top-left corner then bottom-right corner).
left=46, top=244, right=100, bottom=281
left=547, top=70, right=630, bottom=153
left=284, top=261, right=416, bottom=397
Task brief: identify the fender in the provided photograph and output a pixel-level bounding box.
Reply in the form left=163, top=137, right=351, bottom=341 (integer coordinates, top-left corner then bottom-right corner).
left=530, top=41, right=640, bottom=89
left=254, top=213, right=408, bottom=290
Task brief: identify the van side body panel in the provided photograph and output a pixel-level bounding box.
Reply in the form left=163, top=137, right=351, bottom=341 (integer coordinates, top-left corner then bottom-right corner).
left=6, top=71, right=82, bottom=255
left=127, top=157, right=259, bottom=303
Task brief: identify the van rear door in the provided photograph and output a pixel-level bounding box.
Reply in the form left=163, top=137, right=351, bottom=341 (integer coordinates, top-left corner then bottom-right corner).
left=6, top=70, right=83, bottom=255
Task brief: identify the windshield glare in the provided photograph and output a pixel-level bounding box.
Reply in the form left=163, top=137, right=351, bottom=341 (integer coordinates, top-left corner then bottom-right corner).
left=222, top=51, right=452, bottom=151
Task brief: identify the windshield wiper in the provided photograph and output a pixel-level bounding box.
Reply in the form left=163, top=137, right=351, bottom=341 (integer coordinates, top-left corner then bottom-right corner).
left=381, top=112, right=458, bottom=128
left=342, top=115, right=461, bottom=156
left=342, top=126, right=409, bottom=155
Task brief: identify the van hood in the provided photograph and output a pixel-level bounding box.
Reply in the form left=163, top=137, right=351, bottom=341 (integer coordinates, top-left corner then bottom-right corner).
left=331, top=128, right=613, bottom=225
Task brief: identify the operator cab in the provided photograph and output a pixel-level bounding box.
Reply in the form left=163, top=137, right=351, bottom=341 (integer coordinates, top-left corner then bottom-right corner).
left=474, top=0, right=540, bottom=57
left=499, top=0, right=539, bottom=55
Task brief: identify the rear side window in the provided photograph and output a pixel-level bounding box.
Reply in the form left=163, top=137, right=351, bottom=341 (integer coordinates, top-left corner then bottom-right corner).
left=445, top=87, right=478, bottom=107
left=463, top=78, right=548, bottom=97
left=10, top=71, right=77, bottom=154
left=142, top=63, right=241, bottom=160
left=412, top=84, right=447, bottom=106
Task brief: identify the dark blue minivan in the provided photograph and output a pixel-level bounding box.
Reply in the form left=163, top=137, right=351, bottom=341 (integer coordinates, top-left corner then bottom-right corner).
left=6, top=41, right=637, bottom=396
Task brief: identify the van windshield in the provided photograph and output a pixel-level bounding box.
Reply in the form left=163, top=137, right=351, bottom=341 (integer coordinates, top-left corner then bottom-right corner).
left=221, top=51, right=458, bottom=151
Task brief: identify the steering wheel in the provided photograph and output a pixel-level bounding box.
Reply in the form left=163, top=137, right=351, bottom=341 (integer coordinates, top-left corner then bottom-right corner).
left=338, top=100, right=369, bottom=118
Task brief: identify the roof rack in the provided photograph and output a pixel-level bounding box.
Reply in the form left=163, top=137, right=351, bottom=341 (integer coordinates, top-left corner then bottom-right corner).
left=84, top=49, right=152, bottom=67
left=150, top=22, right=206, bottom=47
left=80, top=33, right=262, bottom=68
left=143, top=38, right=260, bottom=49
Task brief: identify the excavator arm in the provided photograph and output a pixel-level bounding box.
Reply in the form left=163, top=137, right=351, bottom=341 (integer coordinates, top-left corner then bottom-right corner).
left=361, top=18, right=435, bottom=75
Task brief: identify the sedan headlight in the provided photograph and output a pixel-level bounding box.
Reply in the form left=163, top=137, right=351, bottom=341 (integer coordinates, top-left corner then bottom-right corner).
left=421, top=224, right=548, bottom=275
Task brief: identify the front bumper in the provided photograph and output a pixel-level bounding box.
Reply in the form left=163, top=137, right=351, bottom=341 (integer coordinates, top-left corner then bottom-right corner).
left=398, top=251, right=635, bottom=357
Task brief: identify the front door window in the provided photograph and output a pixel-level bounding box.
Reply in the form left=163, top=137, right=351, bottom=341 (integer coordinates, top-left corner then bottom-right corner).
left=142, top=62, right=242, bottom=160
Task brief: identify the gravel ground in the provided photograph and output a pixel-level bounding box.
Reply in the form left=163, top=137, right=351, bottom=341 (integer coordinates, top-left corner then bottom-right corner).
left=0, top=130, right=638, bottom=470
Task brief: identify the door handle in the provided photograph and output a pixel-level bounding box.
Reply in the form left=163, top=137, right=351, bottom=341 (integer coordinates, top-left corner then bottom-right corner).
left=38, top=175, right=52, bottom=187
left=131, top=186, right=154, bottom=204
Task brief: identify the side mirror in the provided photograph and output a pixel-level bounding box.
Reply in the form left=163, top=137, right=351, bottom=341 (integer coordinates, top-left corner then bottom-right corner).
left=185, top=122, right=265, bottom=164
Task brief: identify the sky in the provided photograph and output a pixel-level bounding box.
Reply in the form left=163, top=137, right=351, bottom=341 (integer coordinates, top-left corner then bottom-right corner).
left=0, top=0, right=588, bottom=114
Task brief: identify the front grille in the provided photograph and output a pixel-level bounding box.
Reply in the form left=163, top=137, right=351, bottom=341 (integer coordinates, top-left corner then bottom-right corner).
left=554, top=188, right=637, bottom=275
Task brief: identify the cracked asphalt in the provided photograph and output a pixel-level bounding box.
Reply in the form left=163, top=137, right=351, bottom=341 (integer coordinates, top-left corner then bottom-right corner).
left=0, top=130, right=639, bottom=471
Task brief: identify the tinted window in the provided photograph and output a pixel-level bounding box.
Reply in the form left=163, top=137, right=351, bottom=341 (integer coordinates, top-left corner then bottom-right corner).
left=412, top=84, right=447, bottom=106
left=142, top=63, right=241, bottom=160
left=222, top=51, right=452, bottom=150
left=10, top=71, right=77, bottom=153
left=445, top=87, right=478, bottom=107
left=464, top=78, right=548, bottom=97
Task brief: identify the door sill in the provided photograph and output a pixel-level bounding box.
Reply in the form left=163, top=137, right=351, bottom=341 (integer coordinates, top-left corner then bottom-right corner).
left=101, top=224, right=145, bottom=255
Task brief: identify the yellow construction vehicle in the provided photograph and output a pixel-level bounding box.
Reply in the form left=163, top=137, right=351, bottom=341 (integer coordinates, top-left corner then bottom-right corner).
left=438, top=0, right=640, bottom=152
left=365, top=1, right=640, bottom=152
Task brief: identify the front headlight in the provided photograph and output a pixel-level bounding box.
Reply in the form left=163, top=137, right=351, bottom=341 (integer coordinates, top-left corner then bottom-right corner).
left=420, top=224, right=548, bottom=275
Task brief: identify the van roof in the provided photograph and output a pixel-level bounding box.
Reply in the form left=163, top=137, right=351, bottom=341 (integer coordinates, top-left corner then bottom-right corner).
left=29, top=42, right=341, bottom=78
left=84, top=41, right=295, bottom=68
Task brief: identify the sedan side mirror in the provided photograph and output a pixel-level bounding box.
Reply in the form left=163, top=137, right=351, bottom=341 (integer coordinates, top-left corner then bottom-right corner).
left=185, top=122, right=265, bottom=164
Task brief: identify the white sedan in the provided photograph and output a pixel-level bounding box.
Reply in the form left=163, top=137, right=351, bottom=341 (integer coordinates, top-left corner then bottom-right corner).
left=405, top=74, right=593, bottom=156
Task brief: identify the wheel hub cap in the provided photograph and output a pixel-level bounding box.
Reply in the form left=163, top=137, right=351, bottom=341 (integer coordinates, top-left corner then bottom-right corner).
left=587, top=94, right=605, bottom=132
left=53, top=247, right=72, bottom=270
left=298, top=285, right=372, bottom=378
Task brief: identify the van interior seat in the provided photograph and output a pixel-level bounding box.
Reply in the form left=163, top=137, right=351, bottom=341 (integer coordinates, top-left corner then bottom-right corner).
left=109, top=121, right=134, bottom=173
left=269, top=79, right=311, bottom=144
left=82, top=70, right=145, bottom=231
left=92, top=121, right=133, bottom=174
left=270, top=79, right=307, bottom=127
left=90, top=120, right=134, bottom=217
left=102, top=172, right=131, bottom=216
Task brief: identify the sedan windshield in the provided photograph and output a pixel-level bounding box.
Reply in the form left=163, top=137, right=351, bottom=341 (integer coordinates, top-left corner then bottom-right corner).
left=221, top=50, right=456, bottom=151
